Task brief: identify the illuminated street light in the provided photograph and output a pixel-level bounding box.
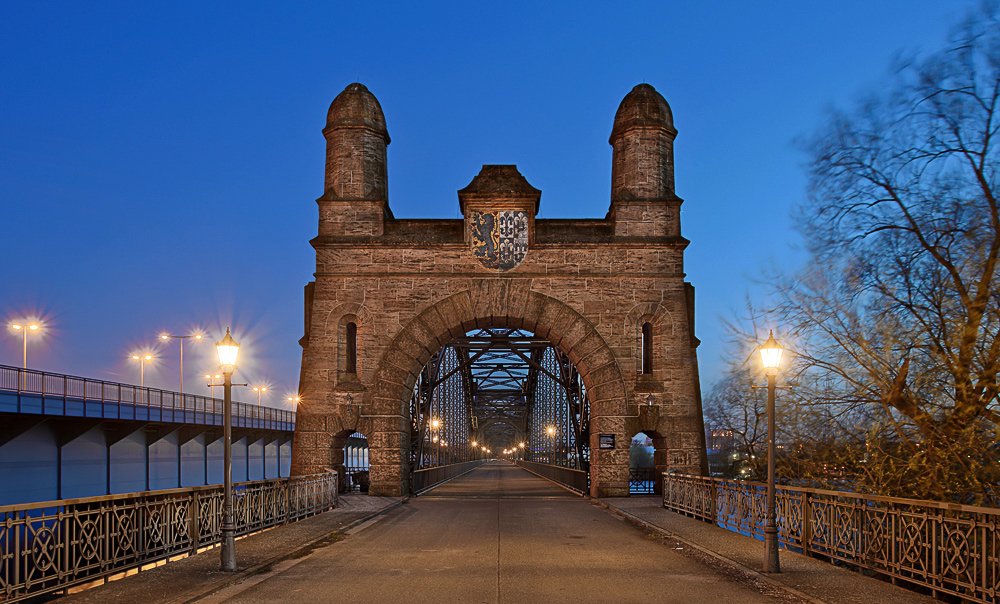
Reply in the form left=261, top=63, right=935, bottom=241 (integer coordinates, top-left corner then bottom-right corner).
left=159, top=332, right=203, bottom=393
left=131, top=354, right=153, bottom=387
left=10, top=322, right=41, bottom=369
left=252, top=385, right=267, bottom=402
left=429, top=418, right=442, bottom=467
left=205, top=373, right=222, bottom=399
left=216, top=328, right=240, bottom=573
left=758, top=330, right=784, bottom=574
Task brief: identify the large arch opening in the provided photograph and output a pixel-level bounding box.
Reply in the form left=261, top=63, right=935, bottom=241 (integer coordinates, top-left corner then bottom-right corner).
left=358, top=286, right=633, bottom=498
left=407, top=328, right=589, bottom=492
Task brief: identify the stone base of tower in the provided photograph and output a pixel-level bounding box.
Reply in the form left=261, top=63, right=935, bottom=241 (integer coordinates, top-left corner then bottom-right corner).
left=367, top=434, right=409, bottom=496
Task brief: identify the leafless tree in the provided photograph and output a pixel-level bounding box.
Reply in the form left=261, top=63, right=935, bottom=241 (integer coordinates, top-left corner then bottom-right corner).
left=765, top=6, right=1000, bottom=504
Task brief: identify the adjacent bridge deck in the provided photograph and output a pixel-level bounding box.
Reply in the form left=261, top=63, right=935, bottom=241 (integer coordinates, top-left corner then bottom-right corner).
left=0, top=364, right=295, bottom=504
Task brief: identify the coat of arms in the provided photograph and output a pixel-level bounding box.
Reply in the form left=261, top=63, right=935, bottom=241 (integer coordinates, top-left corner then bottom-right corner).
left=470, top=210, right=529, bottom=271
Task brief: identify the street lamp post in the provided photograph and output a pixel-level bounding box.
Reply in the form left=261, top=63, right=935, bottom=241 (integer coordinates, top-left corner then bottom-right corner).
left=759, top=330, right=784, bottom=574
left=159, top=333, right=203, bottom=393
left=546, top=425, right=556, bottom=464
left=216, top=328, right=240, bottom=572
left=10, top=322, right=40, bottom=369
left=131, top=354, right=153, bottom=387
left=205, top=373, right=222, bottom=399
left=253, top=385, right=267, bottom=418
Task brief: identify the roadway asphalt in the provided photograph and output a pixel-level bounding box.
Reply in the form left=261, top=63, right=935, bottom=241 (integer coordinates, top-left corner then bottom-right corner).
left=196, top=462, right=798, bottom=604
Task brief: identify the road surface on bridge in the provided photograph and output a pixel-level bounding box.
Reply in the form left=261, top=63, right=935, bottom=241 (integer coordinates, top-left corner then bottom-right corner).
left=201, top=462, right=795, bottom=604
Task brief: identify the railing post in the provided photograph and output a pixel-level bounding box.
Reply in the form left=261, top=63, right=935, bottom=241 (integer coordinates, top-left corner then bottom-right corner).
left=190, top=490, right=200, bottom=555
left=801, top=491, right=811, bottom=557
left=284, top=477, right=291, bottom=523
left=710, top=477, right=718, bottom=524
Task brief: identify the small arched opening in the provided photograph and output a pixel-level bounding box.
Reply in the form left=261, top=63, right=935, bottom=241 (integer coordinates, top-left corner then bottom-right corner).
left=641, top=322, right=653, bottom=375
left=346, top=322, right=358, bottom=374
left=629, top=430, right=659, bottom=495
left=343, top=431, right=369, bottom=492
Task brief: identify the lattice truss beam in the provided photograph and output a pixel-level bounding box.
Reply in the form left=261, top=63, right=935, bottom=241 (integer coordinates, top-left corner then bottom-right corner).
left=409, top=328, right=589, bottom=471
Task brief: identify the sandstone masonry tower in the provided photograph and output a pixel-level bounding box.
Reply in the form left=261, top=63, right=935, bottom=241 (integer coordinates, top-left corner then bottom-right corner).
left=292, top=83, right=707, bottom=497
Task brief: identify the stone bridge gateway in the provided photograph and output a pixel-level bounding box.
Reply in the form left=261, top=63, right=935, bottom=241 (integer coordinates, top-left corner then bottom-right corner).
left=290, top=82, right=707, bottom=497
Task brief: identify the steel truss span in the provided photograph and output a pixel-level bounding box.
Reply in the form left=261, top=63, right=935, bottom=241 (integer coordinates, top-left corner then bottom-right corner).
left=408, top=328, right=589, bottom=485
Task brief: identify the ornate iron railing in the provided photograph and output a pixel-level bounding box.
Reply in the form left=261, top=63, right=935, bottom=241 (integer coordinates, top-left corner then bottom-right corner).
left=629, top=468, right=656, bottom=494
left=0, top=473, right=337, bottom=603
left=663, top=473, right=1000, bottom=604
left=0, top=364, right=295, bottom=430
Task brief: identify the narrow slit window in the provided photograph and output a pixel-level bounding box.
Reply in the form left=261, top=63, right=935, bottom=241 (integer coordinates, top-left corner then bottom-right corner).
left=346, top=322, right=358, bottom=374
left=641, top=322, right=652, bottom=375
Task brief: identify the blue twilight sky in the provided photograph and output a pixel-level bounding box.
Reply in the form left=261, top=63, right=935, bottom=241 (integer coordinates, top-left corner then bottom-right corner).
left=0, top=1, right=977, bottom=408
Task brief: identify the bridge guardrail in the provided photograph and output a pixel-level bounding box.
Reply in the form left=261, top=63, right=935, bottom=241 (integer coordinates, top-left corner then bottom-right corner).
left=0, top=473, right=337, bottom=603
left=412, top=460, right=487, bottom=494
left=0, top=364, right=295, bottom=430
left=515, top=460, right=588, bottom=494
left=662, top=472, right=1000, bottom=604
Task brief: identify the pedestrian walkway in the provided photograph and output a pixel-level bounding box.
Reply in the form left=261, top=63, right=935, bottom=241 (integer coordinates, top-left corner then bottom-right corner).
left=56, top=493, right=402, bottom=604
left=54, top=463, right=937, bottom=604
left=597, top=495, right=937, bottom=604
left=186, top=462, right=786, bottom=604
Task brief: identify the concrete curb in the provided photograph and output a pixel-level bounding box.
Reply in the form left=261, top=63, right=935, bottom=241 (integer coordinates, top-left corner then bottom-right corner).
left=179, top=497, right=404, bottom=604
left=591, top=499, right=829, bottom=604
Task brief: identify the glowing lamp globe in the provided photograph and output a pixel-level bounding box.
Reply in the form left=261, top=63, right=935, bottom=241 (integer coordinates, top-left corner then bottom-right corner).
left=759, top=330, right=783, bottom=376
left=216, top=328, right=240, bottom=371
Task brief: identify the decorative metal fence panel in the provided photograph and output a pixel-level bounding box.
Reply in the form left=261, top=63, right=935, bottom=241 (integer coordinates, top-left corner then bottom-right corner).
left=629, top=468, right=657, bottom=494
left=0, top=364, right=294, bottom=431
left=663, top=473, right=1000, bottom=604
left=0, top=473, right=337, bottom=603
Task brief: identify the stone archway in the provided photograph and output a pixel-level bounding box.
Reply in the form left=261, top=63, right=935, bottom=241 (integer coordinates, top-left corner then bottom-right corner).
left=291, top=82, right=707, bottom=498
left=363, top=281, right=629, bottom=497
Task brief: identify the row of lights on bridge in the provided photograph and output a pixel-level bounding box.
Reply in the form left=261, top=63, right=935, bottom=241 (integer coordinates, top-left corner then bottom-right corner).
left=6, top=321, right=302, bottom=407
left=8, top=322, right=262, bottom=571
